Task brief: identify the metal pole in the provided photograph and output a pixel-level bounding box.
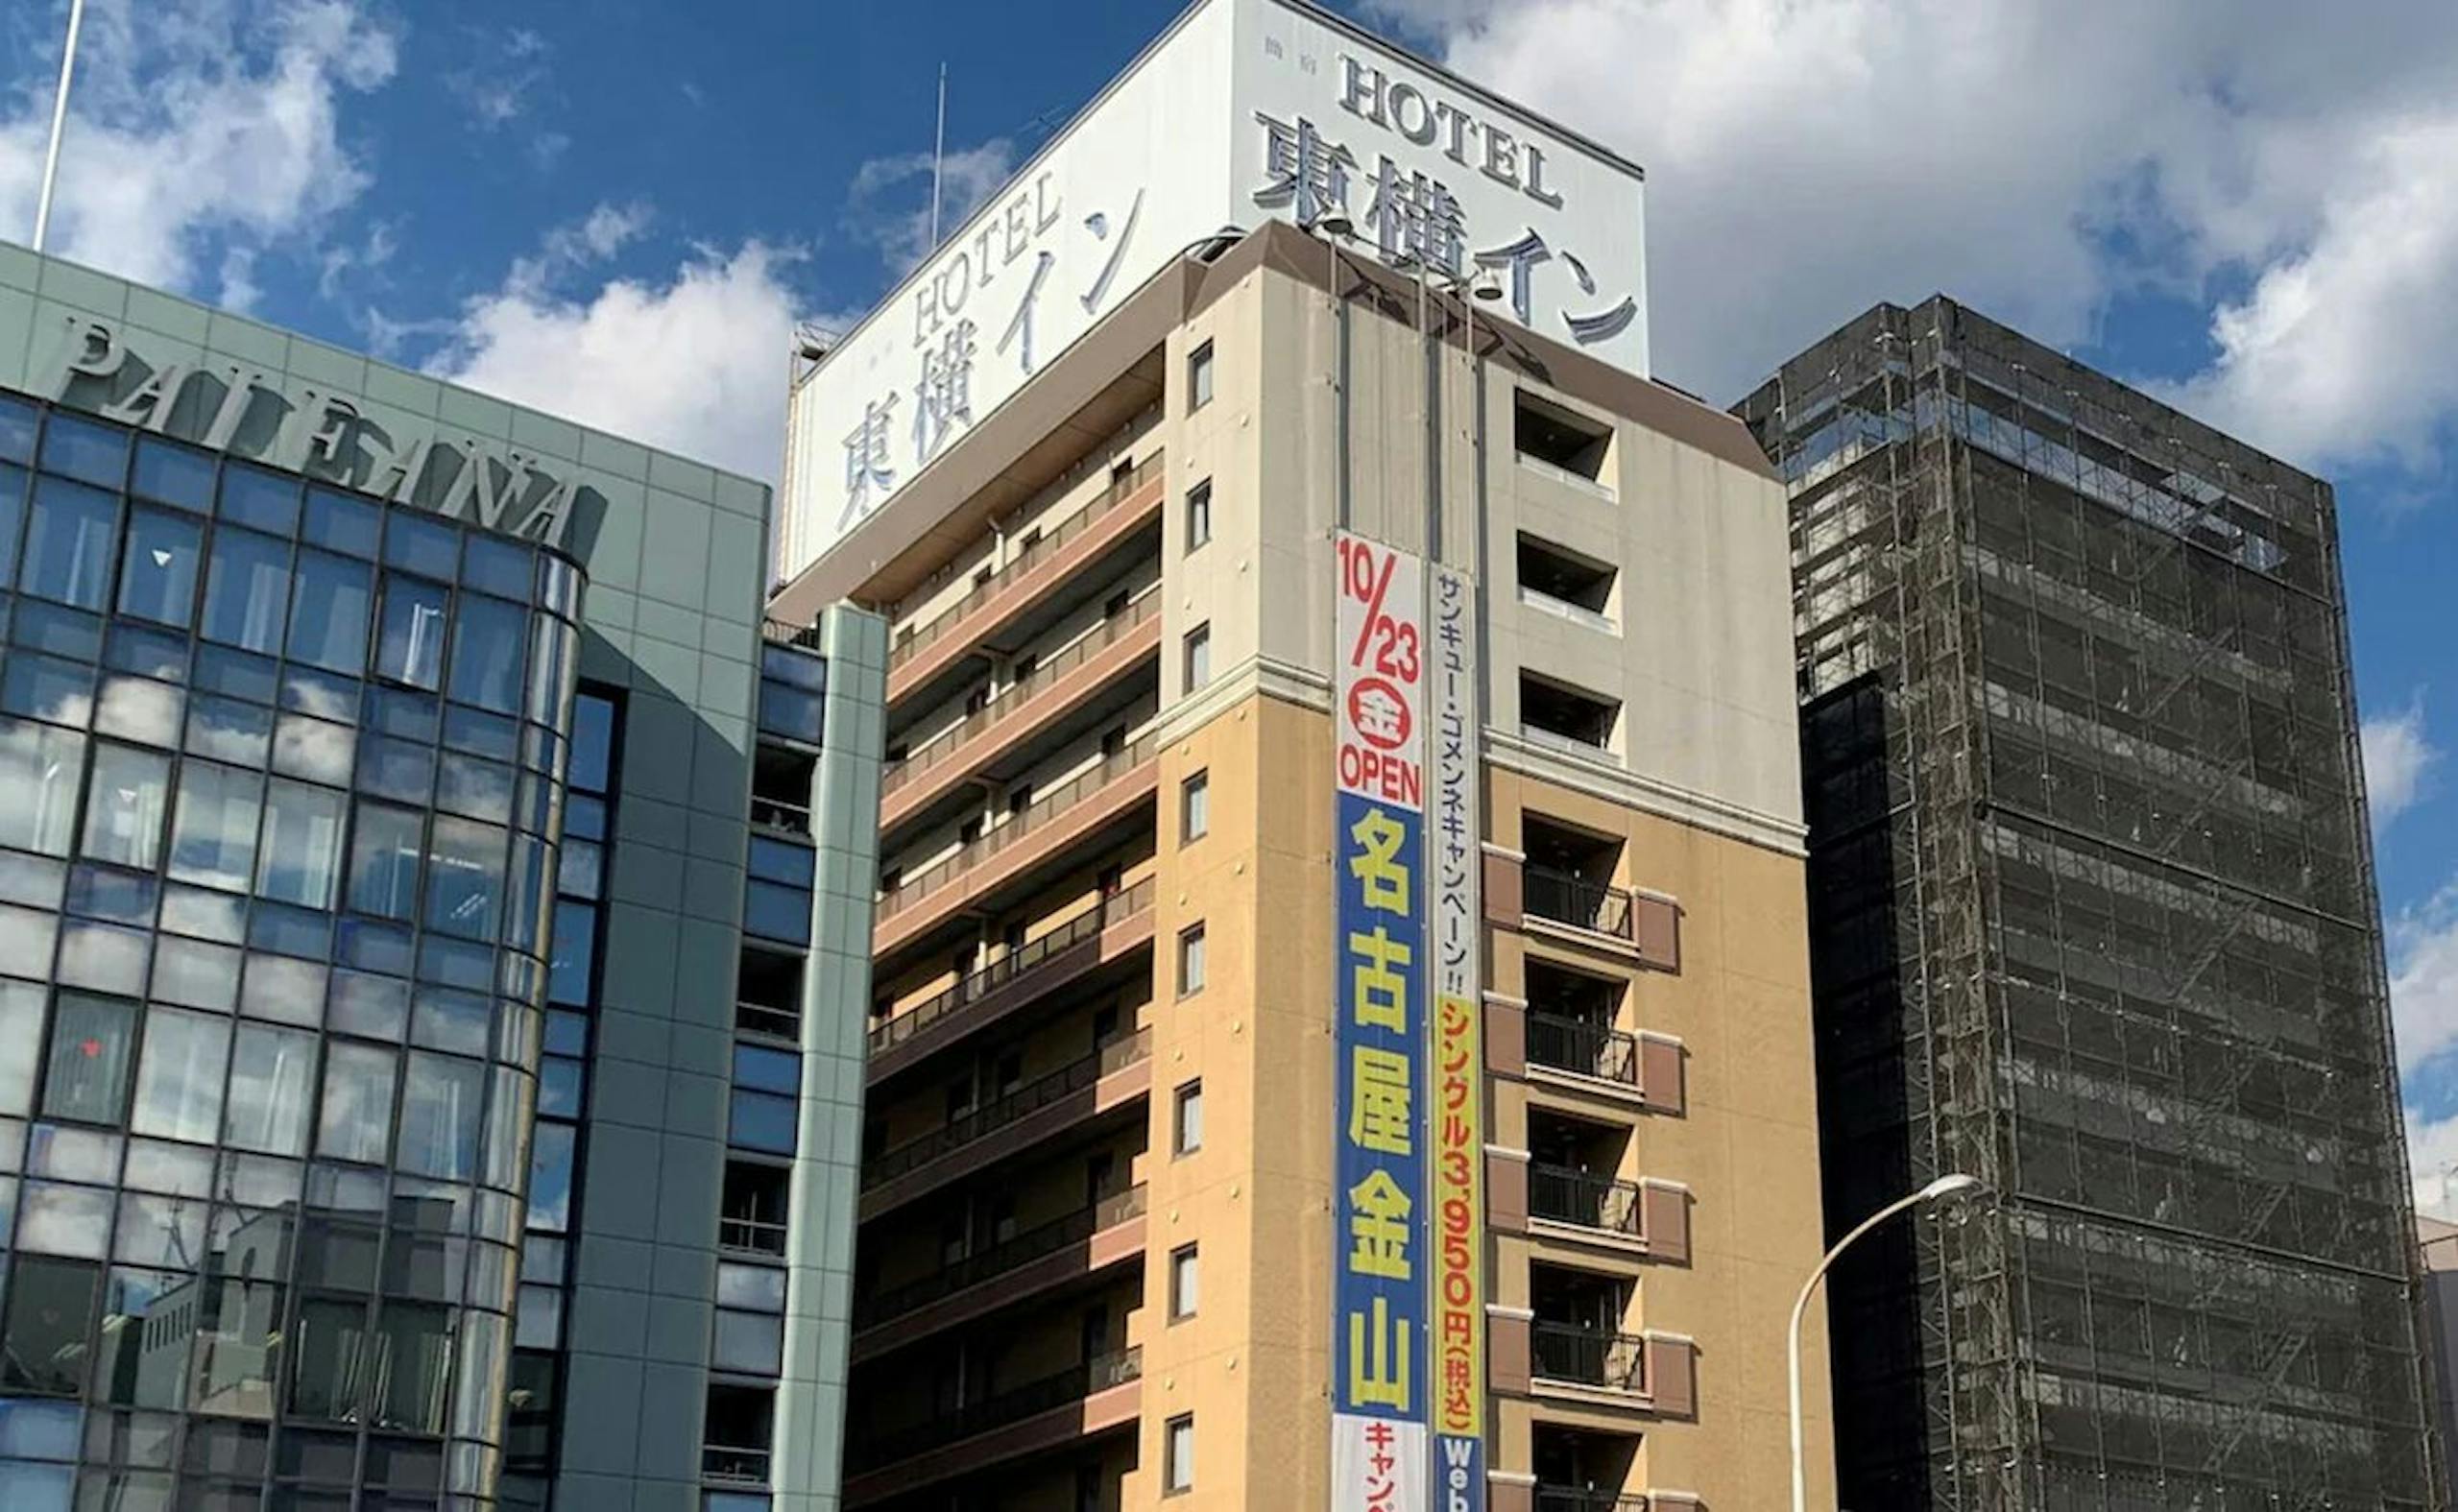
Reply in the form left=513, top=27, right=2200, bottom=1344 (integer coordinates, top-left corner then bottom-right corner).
left=33, top=0, right=87, bottom=253
left=928, top=62, right=949, bottom=252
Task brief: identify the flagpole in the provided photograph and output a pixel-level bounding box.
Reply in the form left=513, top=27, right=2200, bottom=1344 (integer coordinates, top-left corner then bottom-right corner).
left=928, top=62, right=949, bottom=252
left=33, top=0, right=87, bottom=253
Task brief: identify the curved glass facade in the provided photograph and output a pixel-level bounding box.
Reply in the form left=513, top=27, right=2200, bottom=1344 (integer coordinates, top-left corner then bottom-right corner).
left=0, top=395, right=587, bottom=1509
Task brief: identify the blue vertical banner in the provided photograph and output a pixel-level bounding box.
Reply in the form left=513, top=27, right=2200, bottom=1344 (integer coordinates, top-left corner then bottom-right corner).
left=1427, top=563, right=1485, bottom=1512
left=1334, top=532, right=1430, bottom=1512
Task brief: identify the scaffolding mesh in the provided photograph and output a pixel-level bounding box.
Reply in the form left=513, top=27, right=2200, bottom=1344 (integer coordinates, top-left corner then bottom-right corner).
left=1738, top=299, right=2446, bottom=1511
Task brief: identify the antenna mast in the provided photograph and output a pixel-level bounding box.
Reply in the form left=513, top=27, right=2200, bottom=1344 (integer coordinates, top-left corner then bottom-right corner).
left=928, top=62, right=949, bottom=252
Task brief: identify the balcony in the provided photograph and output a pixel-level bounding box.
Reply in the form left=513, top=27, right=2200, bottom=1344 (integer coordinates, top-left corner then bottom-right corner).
left=1530, top=1165, right=1641, bottom=1238
left=1536, top=1490, right=1650, bottom=1512
left=887, top=454, right=1166, bottom=705
left=1532, top=1323, right=1646, bottom=1395
left=858, top=1029, right=1153, bottom=1219
left=1525, top=865, right=1635, bottom=941
left=873, top=734, right=1159, bottom=962
left=852, top=1184, right=1146, bottom=1359
left=868, top=879, right=1156, bottom=1083
left=880, top=593, right=1161, bottom=833
left=1527, top=1012, right=1637, bottom=1087
left=701, top=1442, right=770, bottom=1485
left=841, top=1347, right=1142, bottom=1503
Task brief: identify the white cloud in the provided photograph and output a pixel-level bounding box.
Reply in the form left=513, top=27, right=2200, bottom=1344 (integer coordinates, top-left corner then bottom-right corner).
left=2363, top=694, right=2442, bottom=827
left=1371, top=0, right=2458, bottom=474
left=445, top=26, right=550, bottom=131
left=0, top=0, right=398, bottom=294
left=845, top=138, right=1018, bottom=276
left=2407, top=1106, right=2458, bottom=1218
left=424, top=205, right=805, bottom=484
left=2393, top=884, right=2458, bottom=1077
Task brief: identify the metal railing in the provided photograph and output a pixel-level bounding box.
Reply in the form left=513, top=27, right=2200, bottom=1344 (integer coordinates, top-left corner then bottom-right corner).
left=1524, top=865, right=1635, bottom=941
left=869, top=878, right=1155, bottom=1055
left=888, top=453, right=1166, bottom=671
left=749, top=793, right=811, bottom=836
left=1526, top=1012, right=1638, bottom=1087
left=1522, top=722, right=1616, bottom=759
left=760, top=617, right=826, bottom=651
left=855, top=1184, right=1147, bottom=1329
left=850, top=1346, right=1143, bottom=1471
left=861, top=1028, right=1152, bottom=1189
left=1535, top=1489, right=1649, bottom=1512
left=876, top=733, right=1158, bottom=923
left=717, top=1211, right=789, bottom=1259
left=1531, top=1322, right=1648, bottom=1394
left=1530, top=1164, right=1643, bottom=1237
left=736, top=999, right=800, bottom=1042
left=882, top=593, right=1160, bottom=798
left=701, top=1443, right=771, bottom=1484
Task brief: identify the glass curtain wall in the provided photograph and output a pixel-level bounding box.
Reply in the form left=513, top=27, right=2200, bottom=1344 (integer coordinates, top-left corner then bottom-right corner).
left=0, top=395, right=586, bottom=1510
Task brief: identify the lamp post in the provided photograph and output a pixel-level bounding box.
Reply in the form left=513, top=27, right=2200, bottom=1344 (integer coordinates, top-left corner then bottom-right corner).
left=1789, top=1172, right=1983, bottom=1512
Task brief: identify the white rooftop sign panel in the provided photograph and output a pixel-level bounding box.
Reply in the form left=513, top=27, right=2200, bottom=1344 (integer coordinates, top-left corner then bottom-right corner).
left=781, top=0, right=1648, bottom=580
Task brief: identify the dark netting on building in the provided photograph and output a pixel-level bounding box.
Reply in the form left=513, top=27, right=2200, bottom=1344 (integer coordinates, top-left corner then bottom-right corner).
left=1738, top=300, right=2444, bottom=1511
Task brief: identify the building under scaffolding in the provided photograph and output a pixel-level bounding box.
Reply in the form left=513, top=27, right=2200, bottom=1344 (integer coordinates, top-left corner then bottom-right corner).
left=1737, top=299, right=2446, bottom=1511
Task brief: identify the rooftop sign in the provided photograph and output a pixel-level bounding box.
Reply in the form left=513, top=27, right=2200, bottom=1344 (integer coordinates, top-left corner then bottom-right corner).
left=780, top=0, right=1648, bottom=579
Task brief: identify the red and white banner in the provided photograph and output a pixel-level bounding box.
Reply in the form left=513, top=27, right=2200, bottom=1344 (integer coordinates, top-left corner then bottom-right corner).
left=1336, top=532, right=1427, bottom=812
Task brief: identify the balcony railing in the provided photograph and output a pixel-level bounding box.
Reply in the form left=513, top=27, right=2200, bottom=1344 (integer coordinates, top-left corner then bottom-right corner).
left=1526, top=1012, right=1638, bottom=1087
left=882, top=592, right=1160, bottom=799
left=888, top=453, right=1165, bottom=672
left=870, top=879, right=1156, bottom=1056
left=701, top=1443, right=772, bottom=1484
left=850, top=1347, right=1143, bottom=1472
left=749, top=793, right=811, bottom=836
left=1530, top=1165, right=1643, bottom=1238
left=1531, top=1322, right=1648, bottom=1394
left=855, top=1184, right=1147, bottom=1330
left=736, top=998, right=800, bottom=1042
left=1525, top=865, right=1635, bottom=941
left=1535, top=1489, right=1649, bottom=1512
left=717, top=1211, right=789, bottom=1259
left=760, top=617, right=826, bottom=651
left=1522, top=723, right=1616, bottom=759
left=876, top=733, right=1157, bottom=923
left=862, top=1028, right=1152, bottom=1190
left=1518, top=585, right=1619, bottom=636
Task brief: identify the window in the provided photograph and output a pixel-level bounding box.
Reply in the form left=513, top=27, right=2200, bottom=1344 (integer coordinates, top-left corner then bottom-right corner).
left=1519, top=671, right=1620, bottom=755
left=317, top=1041, right=397, bottom=1164
left=43, top=993, right=137, bottom=1124
left=1183, top=624, right=1211, bottom=691
left=1165, top=1414, right=1194, bottom=1493
left=1177, top=924, right=1206, bottom=997
left=1185, top=479, right=1212, bottom=550
left=0, top=717, right=84, bottom=855
left=1515, top=533, right=1618, bottom=626
left=349, top=802, right=423, bottom=919
left=398, top=1051, right=485, bottom=1181
left=131, top=1007, right=231, bottom=1143
left=83, top=743, right=171, bottom=871
left=1172, top=1080, right=1203, bottom=1155
left=376, top=575, right=449, bottom=689
left=200, top=527, right=292, bottom=652
left=284, top=549, right=374, bottom=673
left=529, top=1120, right=577, bottom=1231
left=1, top=1256, right=100, bottom=1396
left=1169, top=1245, right=1199, bottom=1321
left=1513, top=390, right=1612, bottom=481
left=720, top=1161, right=789, bottom=1257
left=225, top=1023, right=315, bottom=1157
left=425, top=817, right=507, bottom=940
left=118, top=508, right=202, bottom=627
left=165, top=759, right=260, bottom=889
left=1187, top=341, right=1215, bottom=411
left=255, top=778, right=346, bottom=909
left=1180, top=771, right=1209, bottom=842
left=448, top=595, right=528, bottom=712
left=24, top=476, right=118, bottom=611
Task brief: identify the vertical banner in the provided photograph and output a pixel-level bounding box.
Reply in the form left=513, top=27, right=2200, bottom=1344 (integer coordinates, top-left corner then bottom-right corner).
left=1427, top=564, right=1485, bottom=1512
left=1334, top=532, right=1430, bottom=1512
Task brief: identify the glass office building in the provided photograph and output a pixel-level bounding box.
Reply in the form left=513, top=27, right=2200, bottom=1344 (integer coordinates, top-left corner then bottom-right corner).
left=0, top=242, right=885, bottom=1511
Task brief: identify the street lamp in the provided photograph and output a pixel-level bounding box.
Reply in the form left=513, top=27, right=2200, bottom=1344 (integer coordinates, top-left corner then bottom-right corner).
left=1788, top=1172, right=1983, bottom=1512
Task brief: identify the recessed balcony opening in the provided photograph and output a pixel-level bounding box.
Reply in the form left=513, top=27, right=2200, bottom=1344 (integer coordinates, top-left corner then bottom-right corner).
left=1520, top=672, right=1619, bottom=756
left=703, top=1382, right=775, bottom=1484
left=751, top=744, right=816, bottom=837
left=737, top=946, right=804, bottom=1043
left=1530, top=1107, right=1628, bottom=1178
left=1515, top=392, right=1613, bottom=481
left=1517, top=534, right=1619, bottom=627
left=1522, top=814, right=1634, bottom=939
left=719, top=1161, right=790, bottom=1259
left=1526, top=960, right=1635, bottom=1085
left=1533, top=1424, right=1643, bottom=1512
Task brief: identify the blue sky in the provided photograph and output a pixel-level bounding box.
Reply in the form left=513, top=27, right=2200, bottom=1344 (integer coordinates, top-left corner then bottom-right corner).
left=4, top=0, right=2454, bottom=1186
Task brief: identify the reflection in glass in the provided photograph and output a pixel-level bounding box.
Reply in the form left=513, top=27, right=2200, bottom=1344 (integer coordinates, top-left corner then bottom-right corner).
left=376, top=576, right=448, bottom=689
left=0, top=1254, right=100, bottom=1395
left=398, top=1052, right=483, bottom=1181
left=1, top=652, right=96, bottom=728
left=304, top=488, right=380, bottom=556
left=272, top=712, right=354, bottom=786
left=328, top=971, right=409, bottom=1042
left=200, top=527, right=290, bottom=654
left=425, top=818, right=505, bottom=940
left=281, top=549, right=374, bottom=673
left=318, top=1042, right=396, bottom=1164
left=43, top=994, right=137, bottom=1125
left=0, top=464, right=22, bottom=589
left=151, top=936, right=242, bottom=1012
left=116, top=509, right=202, bottom=627
left=437, top=753, right=514, bottom=825
left=0, top=980, right=43, bottom=1115
left=546, top=900, right=595, bottom=1007
left=130, top=1009, right=229, bottom=1144
left=448, top=595, right=527, bottom=713
left=166, top=761, right=260, bottom=892
left=55, top=919, right=151, bottom=996
left=219, top=466, right=302, bottom=535
left=17, top=1181, right=113, bottom=1257
left=93, top=675, right=182, bottom=749
left=189, top=1269, right=283, bottom=1420
left=81, top=743, right=170, bottom=871
left=410, top=991, right=491, bottom=1058
left=113, top=1193, right=205, bottom=1269
left=133, top=435, right=213, bottom=511
left=373, top=1301, right=456, bottom=1433
left=347, top=803, right=422, bottom=920
left=182, top=694, right=271, bottom=766
left=254, top=779, right=345, bottom=909
left=240, top=954, right=325, bottom=1028
left=712, top=1308, right=784, bottom=1374
left=92, top=1263, right=190, bottom=1408
left=224, top=1025, right=316, bottom=1158
left=291, top=1295, right=370, bottom=1426
left=0, top=717, right=85, bottom=855
left=525, top=614, right=576, bottom=727
left=356, top=733, right=433, bottom=804
left=527, top=1121, right=573, bottom=1233
left=23, top=476, right=118, bottom=610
